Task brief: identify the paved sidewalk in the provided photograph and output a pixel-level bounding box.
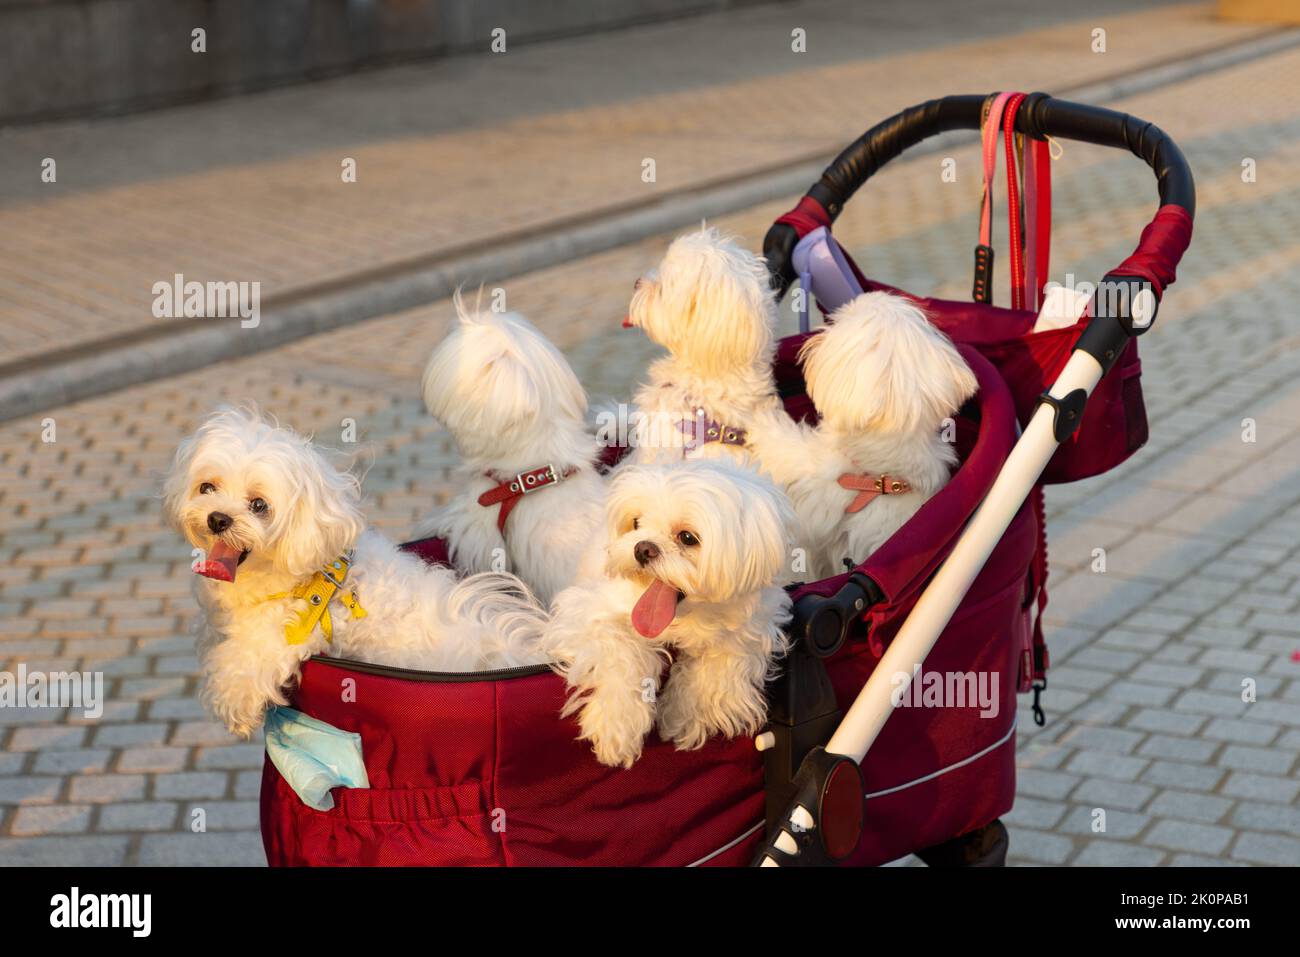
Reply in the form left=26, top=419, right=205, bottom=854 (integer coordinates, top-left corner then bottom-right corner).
left=0, top=1, right=1263, bottom=370
left=2, top=22, right=1299, bottom=866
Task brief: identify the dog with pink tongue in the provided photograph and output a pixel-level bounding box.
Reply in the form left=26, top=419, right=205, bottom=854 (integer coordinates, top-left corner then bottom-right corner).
left=540, top=459, right=795, bottom=769
left=165, top=407, right=549, bottom=739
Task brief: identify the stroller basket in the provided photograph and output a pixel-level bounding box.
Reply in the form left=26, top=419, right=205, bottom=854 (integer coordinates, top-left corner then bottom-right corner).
left=260, top=93, right=1193, bottom=867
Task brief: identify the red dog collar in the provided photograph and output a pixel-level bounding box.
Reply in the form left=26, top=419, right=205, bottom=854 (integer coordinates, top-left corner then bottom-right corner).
left=837, top=473, right=911, bottom=514
left=477, top=464, right=577, bottom=533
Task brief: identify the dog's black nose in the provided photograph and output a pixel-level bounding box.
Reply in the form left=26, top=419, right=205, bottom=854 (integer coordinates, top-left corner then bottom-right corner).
left=207, top=512, right=233, bottom=534
left=634, top=540, right=660, bottom=566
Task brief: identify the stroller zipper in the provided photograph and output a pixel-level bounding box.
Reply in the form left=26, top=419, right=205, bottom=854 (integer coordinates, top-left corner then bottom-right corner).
left=308, top=655, right=552, bottom=683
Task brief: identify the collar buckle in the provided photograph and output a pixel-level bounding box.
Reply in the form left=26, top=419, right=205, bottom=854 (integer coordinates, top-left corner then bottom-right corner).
left=517, top=464, right=559, bottom=494
left=319, top=551, right=353, bottom=588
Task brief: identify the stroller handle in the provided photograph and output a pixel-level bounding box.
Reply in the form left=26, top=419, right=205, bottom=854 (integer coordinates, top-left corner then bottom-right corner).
left=764, top=93, right=1196, bottom=298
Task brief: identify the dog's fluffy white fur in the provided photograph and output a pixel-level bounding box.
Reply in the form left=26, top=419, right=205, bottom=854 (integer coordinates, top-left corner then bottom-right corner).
left=787, top=292, right=978, bottom=578
left=624, top=227, right=811, bottom=482
left=165, top=408, right=548, bottom=738
left=416, top=296, right=605, bottom=605
left=540, top=460, right=794, bottom=768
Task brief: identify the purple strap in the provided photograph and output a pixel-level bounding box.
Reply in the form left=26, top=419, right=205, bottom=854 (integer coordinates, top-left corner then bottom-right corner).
left=677, top=411, right=747, bottom=452
left=791, top=226, right=866, bottom=329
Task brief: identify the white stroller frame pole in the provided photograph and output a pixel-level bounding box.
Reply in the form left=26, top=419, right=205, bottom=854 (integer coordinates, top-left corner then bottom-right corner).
left=761, top=349, right=1104, bottom=865
left=827, top=348, right=1100, bottom=761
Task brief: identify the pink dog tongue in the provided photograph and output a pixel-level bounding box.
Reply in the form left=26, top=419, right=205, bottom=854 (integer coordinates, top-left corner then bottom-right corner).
left=196, top=540, right=242, bottom=582
left=631, top=579, right=680, bottom=639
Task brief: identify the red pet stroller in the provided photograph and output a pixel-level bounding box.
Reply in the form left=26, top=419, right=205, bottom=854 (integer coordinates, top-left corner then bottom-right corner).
left=260, top=93, right=1194, bottom=866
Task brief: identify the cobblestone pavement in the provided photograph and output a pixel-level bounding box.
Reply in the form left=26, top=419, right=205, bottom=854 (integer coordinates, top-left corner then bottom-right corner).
left=3, top=22, right=1300, bottom=865
left=0, top=1, right=1261, bottom=366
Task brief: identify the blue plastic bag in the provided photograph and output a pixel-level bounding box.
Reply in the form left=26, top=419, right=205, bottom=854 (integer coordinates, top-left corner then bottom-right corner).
left=263, top=706, right=369, bottom=811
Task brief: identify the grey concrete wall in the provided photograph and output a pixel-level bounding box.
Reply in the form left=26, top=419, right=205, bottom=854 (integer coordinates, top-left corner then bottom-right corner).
left=0, top=0, right=769, bottom=126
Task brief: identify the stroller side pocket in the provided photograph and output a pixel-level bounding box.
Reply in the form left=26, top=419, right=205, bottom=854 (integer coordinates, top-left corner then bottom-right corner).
left=262, top=762, right=505, bottom=866
left=1046, top=335, right=1147, bottom=483
left=1120, top=349, right=1149, bottom=455
left=976, top=323, right=1148, bottom=484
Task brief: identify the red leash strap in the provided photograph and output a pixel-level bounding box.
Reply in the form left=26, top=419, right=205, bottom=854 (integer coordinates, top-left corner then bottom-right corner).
left=1024, top=136, right=1052, bottom=311
left=1001, top=93, right=1027, bottom=310
left=974, top=92, right=1014, bottom=303
left=477, top=465, right=577, bottom=534
left=976, top=92, right=1053, bottom=310
left=1028, top=484, right=1051, bottom=725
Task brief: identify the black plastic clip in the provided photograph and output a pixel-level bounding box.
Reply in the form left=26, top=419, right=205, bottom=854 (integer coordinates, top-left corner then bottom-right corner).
left=1036, top=389, right=1088, bottom=442
left=1094, top=275, right=1159, bottom=337
left=761, top=575, right=880, bottom=837
left=972, top=244, right=994, bottom=303
left=791, top=573, right=881, bottom=659
left=1031, top=677, right=1048, bottom=727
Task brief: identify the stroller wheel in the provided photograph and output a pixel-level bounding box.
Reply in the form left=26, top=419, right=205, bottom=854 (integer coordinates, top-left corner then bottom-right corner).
left=915, top=818, right=1009, bottom=867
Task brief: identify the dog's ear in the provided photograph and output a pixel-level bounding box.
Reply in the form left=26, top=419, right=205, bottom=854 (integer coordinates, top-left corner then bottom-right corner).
left=274, top=442, right=365, bottom=578
left=795, top=326, right=828, bottom=382
left=603, top=466, right=647, bottom=543
left=424, top=301, right=586, bottom=437
left=161, top=431, right=199, bottom=531
left=805, top=293, right=976, bottom=433
left=161, top=406, right=252, bottom=530
left=688, top=464, right=793, bottom=599
left=422, top=294, right=478, bottom=427
left=727, top=472, right=796, bottom=595
left=661, top=230, right=775, bottom=374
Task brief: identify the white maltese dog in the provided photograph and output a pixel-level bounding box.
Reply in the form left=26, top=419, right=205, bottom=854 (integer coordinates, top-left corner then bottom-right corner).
left=417, top=295, right=605, bottom=605
left=792, top=292, right=978, bottom=578
left=540, top=460, right=795, bottom=768
left=165, top=407, right=548, bottom=738
left=624, top=227, right=810, bottom=480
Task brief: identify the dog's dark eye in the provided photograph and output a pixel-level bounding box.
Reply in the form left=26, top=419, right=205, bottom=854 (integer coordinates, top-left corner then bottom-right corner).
left=676, top=530, right=699, bottom=548
left=249, top=497, right=269, bottom=516
left=199, top=482, right=216, bottom=494
left=632, top=517, right=640, bottom=531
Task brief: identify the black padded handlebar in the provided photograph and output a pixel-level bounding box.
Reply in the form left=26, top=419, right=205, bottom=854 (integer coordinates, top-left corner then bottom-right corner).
left=813, top=92, right=1194, bottom=217
left=766, top=92, right=1196, bottom=294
